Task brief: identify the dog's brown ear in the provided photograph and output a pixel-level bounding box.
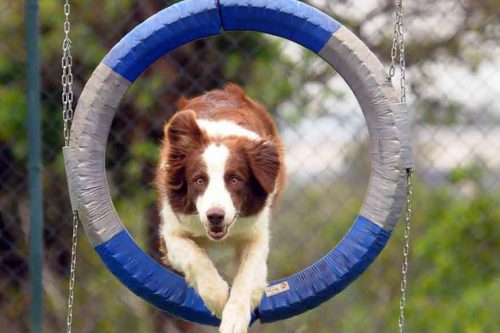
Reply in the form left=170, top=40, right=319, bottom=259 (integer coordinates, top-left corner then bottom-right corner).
left=166, top=109, right=205, bottom=149
left=247, top=140, right=281, bottom=194
left=176, top=96, right=189, bottom=109
left=224, top=83, right=245, bottom=97
left=164, top=110, right=204, bottom=213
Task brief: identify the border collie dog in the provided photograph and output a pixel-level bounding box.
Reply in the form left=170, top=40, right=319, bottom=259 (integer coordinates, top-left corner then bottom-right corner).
left=156, top=84, right=285, bottom=333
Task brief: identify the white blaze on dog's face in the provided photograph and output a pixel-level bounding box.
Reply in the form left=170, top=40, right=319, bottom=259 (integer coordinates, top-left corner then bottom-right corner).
left=163, top=110, right=281, bottom=241
left=195, top=144, right=236, bottom=239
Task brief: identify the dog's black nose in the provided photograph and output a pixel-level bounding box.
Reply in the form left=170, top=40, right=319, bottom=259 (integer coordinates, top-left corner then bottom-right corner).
left=207, top=208, right=225, bottom=225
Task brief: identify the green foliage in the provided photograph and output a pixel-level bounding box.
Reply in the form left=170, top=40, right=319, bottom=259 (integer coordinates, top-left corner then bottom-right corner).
left=265, top=173, right=500, bottom=333
left=448, top=163, right=483, bottom=184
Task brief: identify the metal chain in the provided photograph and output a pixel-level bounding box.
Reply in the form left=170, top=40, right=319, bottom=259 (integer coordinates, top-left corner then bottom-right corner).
left=390, top=0, right=412, bottom=331
left=66, top=211, right=80, bottom=333
left=389, top=0, right=406, bottom=103
left=399, top=169, right=413, bottom=333
left=398, top=4, right=407, bottom=104
left=62, top=0, right=74, bottom=146
left=389, top=2, right=400, bottom=78
left=62, top=1, right=79, bottom=332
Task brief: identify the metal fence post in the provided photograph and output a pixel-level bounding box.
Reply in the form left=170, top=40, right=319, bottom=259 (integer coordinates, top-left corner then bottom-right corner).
left=26, top=0, right=43, bottom=332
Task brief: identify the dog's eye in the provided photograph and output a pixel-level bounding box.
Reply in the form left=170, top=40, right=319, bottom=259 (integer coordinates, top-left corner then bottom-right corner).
left=194, top=177, right=204, bottom=185
left=230, top=177, right=240, bottom=186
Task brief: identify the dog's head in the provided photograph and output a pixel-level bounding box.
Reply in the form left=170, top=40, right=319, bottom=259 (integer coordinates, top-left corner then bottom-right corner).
left=163, top=109, right=281, bottom=240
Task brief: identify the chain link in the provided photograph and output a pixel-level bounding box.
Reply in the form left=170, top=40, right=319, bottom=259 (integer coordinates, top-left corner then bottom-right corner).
left=398, top=169, right=413, bottom=333
left=66, top=211, right=79, bottom=333
left=389, top=3, right=400, bottom=78
left=62, top=1, right=78, bottom=331
left=398, top=5, right=406, bottom=104
left=62, top=0, right=74, bottom=146
left=390, top=0, right=412, bottom=331
left=389, top=0, right=406, bottom=103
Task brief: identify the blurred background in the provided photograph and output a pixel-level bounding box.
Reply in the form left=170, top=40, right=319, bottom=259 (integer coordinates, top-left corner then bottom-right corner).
left=1, top=0, right=499, bottom=332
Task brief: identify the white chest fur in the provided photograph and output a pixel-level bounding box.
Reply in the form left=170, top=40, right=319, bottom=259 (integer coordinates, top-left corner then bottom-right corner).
left=204, top=242, right=238, bottom=279
left=161, top=202, right=270, bottom=281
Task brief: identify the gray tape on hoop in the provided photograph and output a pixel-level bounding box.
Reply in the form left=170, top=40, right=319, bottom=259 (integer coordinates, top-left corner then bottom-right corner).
left=319, top=26, right=406, bottom=231
left=65, top=63, right=131, bottom=246
left=393, top=103, right=415, bottom=170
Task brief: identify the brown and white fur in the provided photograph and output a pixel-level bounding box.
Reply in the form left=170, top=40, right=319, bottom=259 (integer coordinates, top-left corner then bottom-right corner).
left=156, top=84, right=285, bottom=333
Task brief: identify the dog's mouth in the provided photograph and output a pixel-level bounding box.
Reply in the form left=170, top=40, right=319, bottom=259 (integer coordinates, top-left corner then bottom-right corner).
left=207, top=225, right=228, bottom=240
left=204, top=214, right=239, bottom=240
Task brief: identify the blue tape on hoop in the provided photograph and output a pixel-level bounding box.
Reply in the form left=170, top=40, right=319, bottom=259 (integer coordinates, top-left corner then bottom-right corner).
left=95, top=216, right=389, bottom=325
left=219, top=0, right=341, bottom=53
left=101, top=0, right=341, bottom=83
left=95, top=230, right=223, bottom=326
left=102, top=0, right=222, bottom=82
left=257, top=215, right=390, bottom=322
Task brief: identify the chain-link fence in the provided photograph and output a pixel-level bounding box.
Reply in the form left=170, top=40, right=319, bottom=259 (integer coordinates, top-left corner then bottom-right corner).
left=1, top=0, right=499, bottom=332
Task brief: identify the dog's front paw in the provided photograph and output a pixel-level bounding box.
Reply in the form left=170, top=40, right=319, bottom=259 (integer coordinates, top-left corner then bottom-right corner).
left=219, top=301, right=250, bottom=333
left=197, top=277, right=229, bottom=319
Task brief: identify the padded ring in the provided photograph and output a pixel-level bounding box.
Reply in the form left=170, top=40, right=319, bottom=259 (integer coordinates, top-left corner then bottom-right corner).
left=64, top=0, right=412, bottom=326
